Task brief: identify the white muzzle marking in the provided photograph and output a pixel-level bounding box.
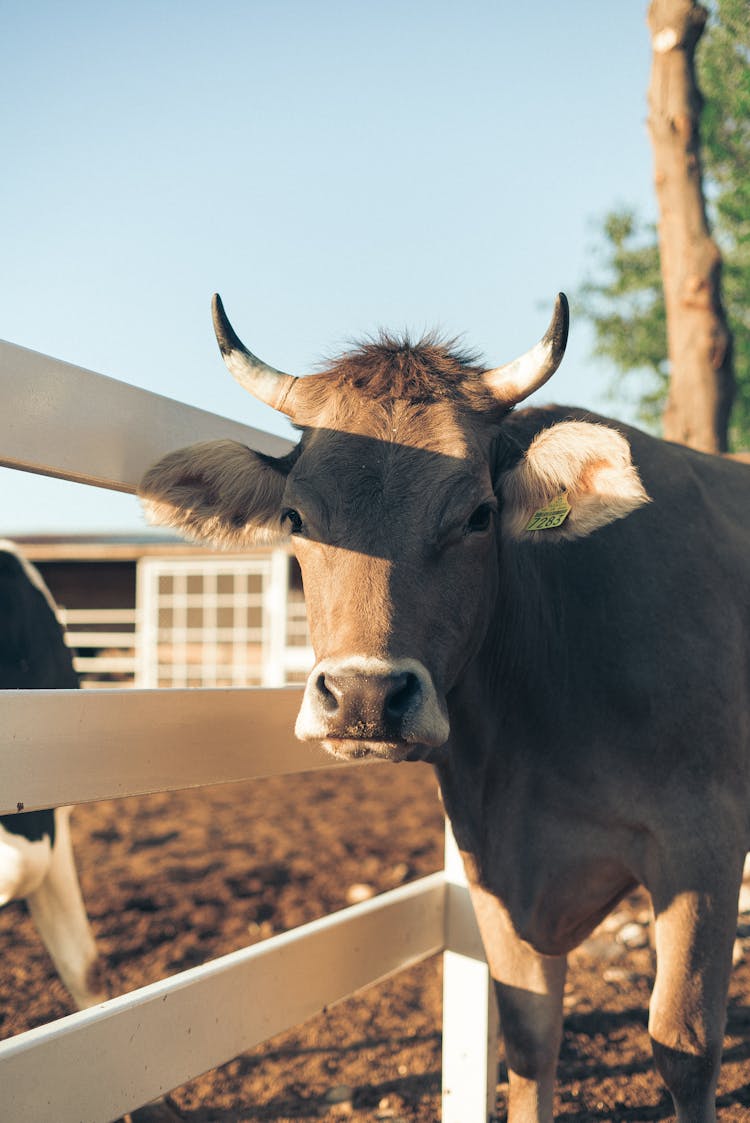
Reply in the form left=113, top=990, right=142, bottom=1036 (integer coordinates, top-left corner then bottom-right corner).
left=295, top=655, right=450, bottom=748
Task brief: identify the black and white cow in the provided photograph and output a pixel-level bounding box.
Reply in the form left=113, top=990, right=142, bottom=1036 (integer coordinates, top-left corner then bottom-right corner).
left=0, top=540, right=106, bottom=1009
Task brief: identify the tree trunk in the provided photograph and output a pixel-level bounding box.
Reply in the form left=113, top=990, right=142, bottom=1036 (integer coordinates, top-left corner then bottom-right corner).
left=647, top=0, right=734, bottom=453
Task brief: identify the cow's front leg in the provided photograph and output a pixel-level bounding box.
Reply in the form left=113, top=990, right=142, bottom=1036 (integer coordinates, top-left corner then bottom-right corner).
left=648, top=851, right=744, bottom=1123
left=26, top=807, right=107, bottom=1009
left=470, top=883, right=567, bottom=1123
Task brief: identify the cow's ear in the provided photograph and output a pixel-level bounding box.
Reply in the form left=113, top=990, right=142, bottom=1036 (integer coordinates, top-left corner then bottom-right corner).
left=138, top=439, right=292, bottom=548
left=499, top=421, right=650, bottom=541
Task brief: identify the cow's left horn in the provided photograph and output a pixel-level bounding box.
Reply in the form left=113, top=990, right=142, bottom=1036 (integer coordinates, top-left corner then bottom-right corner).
left=212, top=294, right=298, bottom=417
left=483, top=293, right=569, bottom=407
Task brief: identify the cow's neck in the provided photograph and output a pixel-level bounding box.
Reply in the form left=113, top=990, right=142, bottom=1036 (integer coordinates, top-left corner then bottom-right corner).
left=433, top=537, right=639, bottom=953
left=436, top=540, right=563, bottom=846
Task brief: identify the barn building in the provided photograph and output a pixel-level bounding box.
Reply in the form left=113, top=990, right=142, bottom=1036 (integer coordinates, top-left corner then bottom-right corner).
left=12, top=534, right=312, bottom=689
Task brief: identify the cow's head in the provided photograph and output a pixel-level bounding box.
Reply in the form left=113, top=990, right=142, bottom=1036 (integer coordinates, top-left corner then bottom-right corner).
left=139, top=295, right=648, bottom=762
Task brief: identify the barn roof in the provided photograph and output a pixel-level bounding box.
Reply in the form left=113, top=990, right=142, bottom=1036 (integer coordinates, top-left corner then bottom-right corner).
left=8, top=533, right=278, bottom=563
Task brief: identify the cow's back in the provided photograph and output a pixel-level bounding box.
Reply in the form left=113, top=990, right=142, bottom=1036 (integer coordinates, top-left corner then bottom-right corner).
left=0, top=542, right=78, bottom=842
left=0, top=542, right=78, bottom=690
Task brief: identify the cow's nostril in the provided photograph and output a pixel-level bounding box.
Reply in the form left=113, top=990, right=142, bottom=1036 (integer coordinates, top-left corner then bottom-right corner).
left=384, top=671, right=420, bottom=721
left=317, top=672, right=339, bottom=714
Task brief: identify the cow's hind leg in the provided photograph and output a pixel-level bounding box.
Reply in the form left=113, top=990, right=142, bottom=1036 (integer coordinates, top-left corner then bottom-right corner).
left=648, top=849, right=744, bottom=1123
left=26, top=807, right=108, bottom=1009
left=470, top=885, right=567, bottom=1123
left=0, top=818, right=52, bottom=904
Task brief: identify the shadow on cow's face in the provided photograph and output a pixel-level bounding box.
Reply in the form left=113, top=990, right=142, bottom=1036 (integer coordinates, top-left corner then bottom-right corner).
left=282, top=420, right=502, bottom=762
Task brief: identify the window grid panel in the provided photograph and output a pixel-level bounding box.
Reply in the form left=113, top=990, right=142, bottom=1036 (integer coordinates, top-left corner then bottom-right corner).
left=137, top=554, right=312, bottom=689
left=173, top=571, right=188, bottom=688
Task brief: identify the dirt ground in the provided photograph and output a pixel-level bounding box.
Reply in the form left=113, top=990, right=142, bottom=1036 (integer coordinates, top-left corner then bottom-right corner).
left=2, top=763, right=750, bottom=1122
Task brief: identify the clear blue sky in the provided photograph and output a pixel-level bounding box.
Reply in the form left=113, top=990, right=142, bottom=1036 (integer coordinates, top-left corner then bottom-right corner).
left=1, top=1, right=656, bottom=534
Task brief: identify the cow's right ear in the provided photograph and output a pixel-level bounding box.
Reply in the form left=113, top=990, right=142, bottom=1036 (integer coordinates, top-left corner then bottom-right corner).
left=138, top=439, right=292, bottom=548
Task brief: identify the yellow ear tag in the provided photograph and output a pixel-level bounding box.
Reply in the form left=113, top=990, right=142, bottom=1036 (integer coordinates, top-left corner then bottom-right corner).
left=525, top=492, right=571, bottom=532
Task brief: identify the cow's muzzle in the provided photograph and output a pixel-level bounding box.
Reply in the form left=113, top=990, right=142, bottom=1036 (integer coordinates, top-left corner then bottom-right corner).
left=295, top=656, right=450, bottom=761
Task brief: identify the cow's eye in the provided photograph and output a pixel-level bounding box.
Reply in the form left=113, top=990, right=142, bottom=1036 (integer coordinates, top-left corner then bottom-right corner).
left=282, top=508, right=304, bottom=535
left=465, top=503, right=493, bottom=535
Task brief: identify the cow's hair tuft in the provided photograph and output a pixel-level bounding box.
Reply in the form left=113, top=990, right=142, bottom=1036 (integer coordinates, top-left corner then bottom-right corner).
left=314, top=332, right=502, bottom=410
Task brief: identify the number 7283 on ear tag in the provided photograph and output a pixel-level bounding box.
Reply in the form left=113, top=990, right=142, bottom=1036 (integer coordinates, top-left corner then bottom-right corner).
left=525, top=492, right=572, bottom=532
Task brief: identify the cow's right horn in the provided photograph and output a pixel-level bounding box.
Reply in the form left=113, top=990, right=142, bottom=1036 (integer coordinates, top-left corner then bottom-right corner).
left=212, top=294, right=298, bottom=417
left=483, top=293, right=569, bottom=407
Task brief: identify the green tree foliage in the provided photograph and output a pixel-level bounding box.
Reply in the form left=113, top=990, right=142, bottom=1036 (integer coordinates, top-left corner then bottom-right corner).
left=576, top=211, right=668, bottom=430
left=577, top=0, right=750, bottom=447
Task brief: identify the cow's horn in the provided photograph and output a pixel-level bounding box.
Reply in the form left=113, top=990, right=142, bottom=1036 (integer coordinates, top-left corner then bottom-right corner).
left=212, top=294, right=298, bottom=416
left=482, top=293, right=569, bottom=407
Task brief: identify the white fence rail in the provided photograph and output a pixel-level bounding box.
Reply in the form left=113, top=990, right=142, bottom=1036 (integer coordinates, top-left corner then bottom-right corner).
left=59, top=608, right=139, bottom=684
left=0, top=339, right=498, bottom=1123
left=0, top=687, right=331, bottom=813
left=2, top=874, right=447, bottom=1123
left=0, top=340, right=291, bottom=490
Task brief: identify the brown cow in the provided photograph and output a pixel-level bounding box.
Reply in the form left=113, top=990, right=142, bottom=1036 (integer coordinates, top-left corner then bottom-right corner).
left=139, top=293, right=750, bottom=1123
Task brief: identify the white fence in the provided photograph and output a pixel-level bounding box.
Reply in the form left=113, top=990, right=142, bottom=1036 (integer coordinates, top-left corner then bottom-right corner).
left=0, top=340, right=499, bottom=1122
left=60, top=607, right=139, bottom=684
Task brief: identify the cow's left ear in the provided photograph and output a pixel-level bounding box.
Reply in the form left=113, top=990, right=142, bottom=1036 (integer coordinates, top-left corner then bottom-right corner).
left=499, top=421, right=650, bottom=541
